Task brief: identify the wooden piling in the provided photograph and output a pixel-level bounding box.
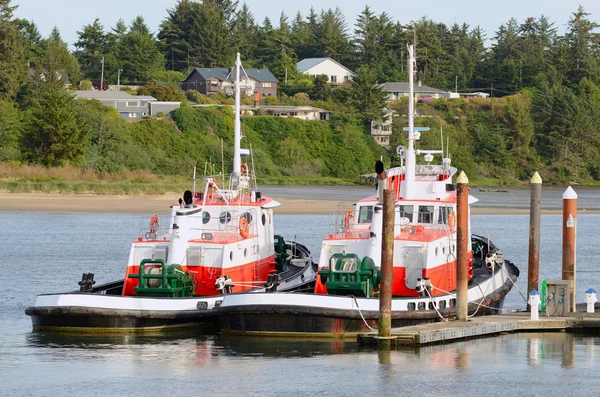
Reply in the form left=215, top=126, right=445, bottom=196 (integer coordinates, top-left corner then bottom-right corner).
left=456, top=171, right=469, bottom=321
left=527, top=172, right=542, bottom=311
left=562, top=186, right=577, bottom=312
left=378, top=189, right=395, bottom=346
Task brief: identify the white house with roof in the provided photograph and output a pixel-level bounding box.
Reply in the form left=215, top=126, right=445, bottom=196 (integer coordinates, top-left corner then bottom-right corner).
left=296, top=58, right=354, bottom=84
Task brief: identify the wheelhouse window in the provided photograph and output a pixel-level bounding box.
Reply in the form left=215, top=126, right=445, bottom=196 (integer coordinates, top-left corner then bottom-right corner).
left=418, top=205, right=434, bottom=223
left=358, top=206, right=373, bottom=224
left=438, top=206, right=450, bottom=225
left=399, top=205, right=414, bottom=222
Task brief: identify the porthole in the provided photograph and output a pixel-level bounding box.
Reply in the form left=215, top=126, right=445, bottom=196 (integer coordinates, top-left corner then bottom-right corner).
left=439, top=300, right=446, bottom=309
left=428, top=302, right=436, bottom=310
left=202, top=211, right=210, bottom=224
left=407, top=302, right=416, bottom=311
left=244, top=248, right=247, bottom=258
left=242, top=212, right=253, bottom=224
left=220, top=211, right=232, bottom=224
left=229, top=251, right=233, bottom=261
left=452, top=244, right=455, bottom=253
left=435, top=247, right=438, bottom=256
left=418, top=302, right=426, bottom=310
left=261, top=213, right=266, bottom=225
left=442, top=246, right=446, bottom=254
left=449, top=298, right=456, bottom=307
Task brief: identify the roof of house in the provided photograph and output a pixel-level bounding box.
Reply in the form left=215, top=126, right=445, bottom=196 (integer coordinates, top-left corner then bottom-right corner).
left=73, top=90, right=135, bottom=100
left=296, top=57, right=355, bottom=75
left=241, top=105, right=330, bottom=113
left=380, top=82, right=447, bottom=94
left=185, top=68, right=279, bottom=83
left=135, top=95, right=157, bottom=101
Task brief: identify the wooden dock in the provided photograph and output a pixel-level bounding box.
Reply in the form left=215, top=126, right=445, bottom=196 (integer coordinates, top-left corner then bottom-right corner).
left=358, top=311, right=600, bottom=347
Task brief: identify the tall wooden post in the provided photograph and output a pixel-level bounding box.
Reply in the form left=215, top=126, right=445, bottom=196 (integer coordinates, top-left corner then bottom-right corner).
left=527, top=172, right=542, bottom=311
left=456, top=171, right=469, bottom=321
left=562, top=186, right=577, bottom=312
left=378, top=189, right=395, bottom=345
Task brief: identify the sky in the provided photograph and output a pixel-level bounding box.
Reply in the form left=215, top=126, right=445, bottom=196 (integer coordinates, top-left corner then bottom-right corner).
left=12, top=0, right=600, bottom=47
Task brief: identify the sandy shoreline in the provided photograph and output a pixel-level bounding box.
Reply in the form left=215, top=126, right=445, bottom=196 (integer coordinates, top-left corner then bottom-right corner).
left=0, top=192, right=594, bottom=215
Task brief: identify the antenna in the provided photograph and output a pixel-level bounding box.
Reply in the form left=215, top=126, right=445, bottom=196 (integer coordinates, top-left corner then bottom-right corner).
left=440, top=123, right=444, bottom=156
left=221, top=138, right=224, bottom=182
left=192, top=166, right=197, bottom=197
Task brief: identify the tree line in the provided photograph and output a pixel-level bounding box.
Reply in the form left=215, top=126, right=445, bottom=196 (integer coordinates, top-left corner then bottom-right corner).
left=1, top=0, right=600, bottom=183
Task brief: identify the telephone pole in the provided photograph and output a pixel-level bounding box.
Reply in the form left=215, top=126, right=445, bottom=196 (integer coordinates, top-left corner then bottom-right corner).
left=100, top=56, right=105, bottom=91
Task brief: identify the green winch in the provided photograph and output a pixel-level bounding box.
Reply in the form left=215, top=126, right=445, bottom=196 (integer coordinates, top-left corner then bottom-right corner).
left=318, top=254, right=381, bottom=297
left=128, top=259, right=195, bottom=297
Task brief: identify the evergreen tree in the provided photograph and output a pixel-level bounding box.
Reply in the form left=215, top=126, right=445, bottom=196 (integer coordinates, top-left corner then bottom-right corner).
left=117, top=16, right=164, bottom=83
left=232, top=3, right=258, bottom=64
left=74, top=18, right=106, bottom=80
left=15, top=18, right=43, bottom=63
left=349, top=66, right=388, bottom=131
left=0, top=99, right=22, bottom=161
left=0, top=0, right=26, bottom=100
left=565, top=6, right=599, bottom=84
left=43, top=27, right=82, bottom=84
left=23, top=77, right=84, bottom=166
left=158, top=0, right=195, bottom=71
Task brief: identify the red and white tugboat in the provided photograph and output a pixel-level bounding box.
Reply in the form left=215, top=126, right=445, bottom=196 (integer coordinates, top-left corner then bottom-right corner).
left=215, top=45, right=519, bottom=338
left=25, top=53, right=317, bottom=333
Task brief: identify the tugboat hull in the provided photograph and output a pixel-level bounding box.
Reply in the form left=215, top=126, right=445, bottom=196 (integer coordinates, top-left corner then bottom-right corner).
left=216, top=261, right=518, bottom=338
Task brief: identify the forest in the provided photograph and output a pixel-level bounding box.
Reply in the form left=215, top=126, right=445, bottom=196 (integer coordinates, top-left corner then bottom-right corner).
left=1, top=0, right=600, bottom=186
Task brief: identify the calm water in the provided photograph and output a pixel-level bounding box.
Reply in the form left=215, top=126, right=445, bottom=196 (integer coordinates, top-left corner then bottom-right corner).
left=2, top=187, right=600, bottom=395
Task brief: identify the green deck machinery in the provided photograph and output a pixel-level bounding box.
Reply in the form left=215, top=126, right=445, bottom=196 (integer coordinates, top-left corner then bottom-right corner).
left=128, top=259, right=195, bottom=297
left=318, top=254, right=381, bottom=297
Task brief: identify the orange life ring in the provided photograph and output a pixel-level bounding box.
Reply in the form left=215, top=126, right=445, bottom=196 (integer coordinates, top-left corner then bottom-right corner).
left=239, top=217, right=249, bottom=238
left=343, top=210, right=353, bottom=229
left=208, top=180, right=218, bottom=189
left=448, top=210, right=456, bottom=230
left=150, top=214, right=160, bottom=233
left=241, top=163, right=248, bottom=174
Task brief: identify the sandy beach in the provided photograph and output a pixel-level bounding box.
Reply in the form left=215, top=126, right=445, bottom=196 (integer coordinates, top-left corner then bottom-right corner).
left=0, top=192, right=590, bottom=215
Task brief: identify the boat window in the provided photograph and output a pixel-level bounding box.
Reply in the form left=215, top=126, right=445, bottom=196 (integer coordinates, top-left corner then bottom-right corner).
left=418, top=205, right=434, bottom=223
left=418, top=302, right=426, bottom=310
left=407, top=302, right=416, bottom=310
left=428, top=302, right=436, bottom=310
left=399, top=205, right=414, bottom=222
left=449, top=298, right=456, bottom=307
left=438, top=206, right=450, bottom=224
left=358, top=206, right=374, bottom=224
left=219, top=211, right=232, bottom=224
left=439, top=300, right=446, bottom=309
left=202, top=211, right=210, bottom=224
left=241, top=212, right=252, bottom=224
left=262, top=213, right=266, bottom=225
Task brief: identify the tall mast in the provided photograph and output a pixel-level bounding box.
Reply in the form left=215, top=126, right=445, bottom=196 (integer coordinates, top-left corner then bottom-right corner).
left=233, top=52, right=242, bottom=187
left=403, top=45, right=417, bottom=199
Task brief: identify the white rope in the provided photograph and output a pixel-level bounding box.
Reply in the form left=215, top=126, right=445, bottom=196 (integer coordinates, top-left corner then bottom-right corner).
left=352, top=296, right=376, bottom=331
left=425, top=288, right=448, bottom=321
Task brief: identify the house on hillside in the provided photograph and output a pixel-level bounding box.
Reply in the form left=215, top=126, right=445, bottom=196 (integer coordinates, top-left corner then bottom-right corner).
left=380, top=82, right=458, bottom=100
left=181, top=68, right=278, bottom=98
left=296, top=58, right=354, bottom=84
left=29, top=68, right=71, bottom=88
left=369, top=108, right=395, bottom=147
left=73, top=91, right=180, bottom=120
left=240, top=105, right=331, bottom=121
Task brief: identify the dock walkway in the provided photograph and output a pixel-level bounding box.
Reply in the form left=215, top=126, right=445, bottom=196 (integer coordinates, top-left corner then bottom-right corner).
left=358, top=311, right=600, bottom=347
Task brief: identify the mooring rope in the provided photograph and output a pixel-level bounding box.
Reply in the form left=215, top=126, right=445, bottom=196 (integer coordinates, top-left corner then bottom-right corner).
left=352, top=296, right=376, bottom=331
left=424, top=288, right=448, bottom=321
